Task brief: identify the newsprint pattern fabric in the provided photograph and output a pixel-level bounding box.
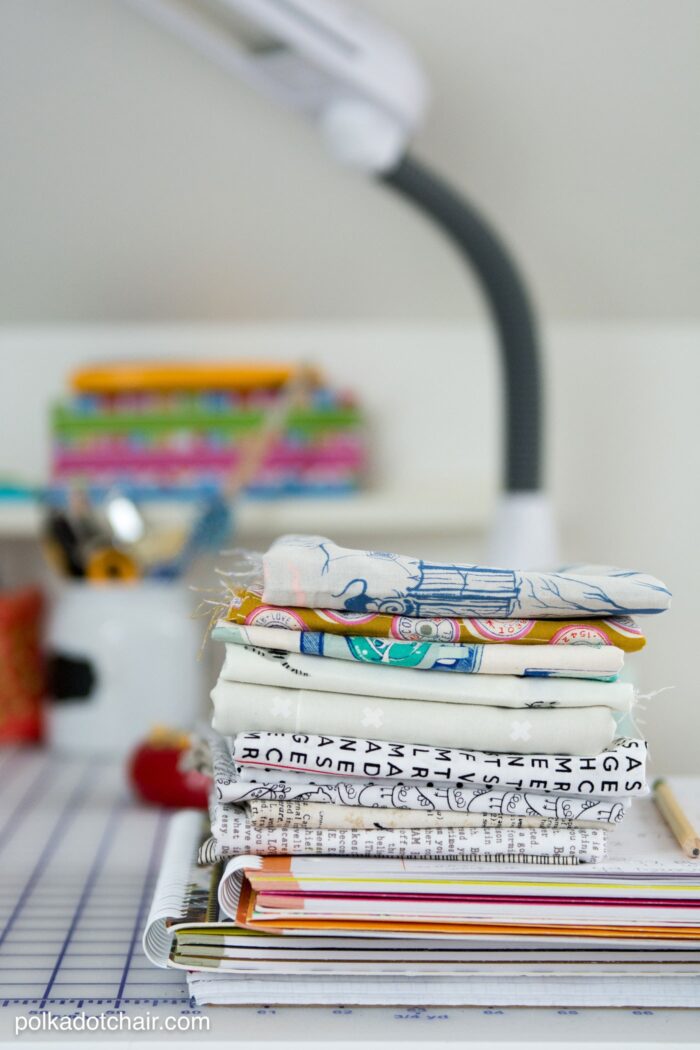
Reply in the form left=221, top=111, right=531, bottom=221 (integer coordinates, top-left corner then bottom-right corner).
left=207, top=798, right=608, bottom=863
left=244, top=800, right=622, bottom=831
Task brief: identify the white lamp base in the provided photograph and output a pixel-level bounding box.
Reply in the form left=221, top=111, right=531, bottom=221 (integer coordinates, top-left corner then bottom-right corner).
left=486, top=491, right=559, bottom=570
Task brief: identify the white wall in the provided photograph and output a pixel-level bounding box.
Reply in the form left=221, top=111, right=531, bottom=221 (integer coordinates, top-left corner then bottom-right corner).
left=546, top=326, right=700, bottom=776
left=0, top=0, right=698, bottom=322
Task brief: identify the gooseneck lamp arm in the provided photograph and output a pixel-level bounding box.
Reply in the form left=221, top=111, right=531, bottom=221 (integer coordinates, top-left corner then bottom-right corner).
left=380, top=153, right=542, bottom=494
left=125, top=0, right=556, bottom=564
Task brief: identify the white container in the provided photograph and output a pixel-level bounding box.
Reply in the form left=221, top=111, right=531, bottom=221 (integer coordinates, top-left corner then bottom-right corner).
left=46, top=581, right=206, bottom=757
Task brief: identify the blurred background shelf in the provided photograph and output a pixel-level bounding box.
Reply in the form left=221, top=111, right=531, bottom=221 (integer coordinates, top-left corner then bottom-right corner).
left=0, top=485, right=491, bottom=542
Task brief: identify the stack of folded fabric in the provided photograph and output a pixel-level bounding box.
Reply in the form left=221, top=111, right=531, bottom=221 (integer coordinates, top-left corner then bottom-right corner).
left=203, top=535, right=669, bottom=868
left=146, top=534, right=677, bottom=1005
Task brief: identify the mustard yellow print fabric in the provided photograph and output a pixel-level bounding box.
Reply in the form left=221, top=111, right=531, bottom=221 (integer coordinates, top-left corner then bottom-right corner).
left=224, top=587, right=646, bottom=651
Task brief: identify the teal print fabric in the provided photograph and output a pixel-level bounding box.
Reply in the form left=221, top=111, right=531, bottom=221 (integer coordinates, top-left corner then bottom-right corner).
left=212, top=622, right=624, bottom=680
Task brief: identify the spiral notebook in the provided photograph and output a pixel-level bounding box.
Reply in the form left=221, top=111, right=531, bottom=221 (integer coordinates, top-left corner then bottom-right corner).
left=143, top=786, right=700, bottom=1004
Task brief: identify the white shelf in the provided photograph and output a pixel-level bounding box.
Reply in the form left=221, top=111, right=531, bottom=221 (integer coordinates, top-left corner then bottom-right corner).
left=0, top=486, right=492, bottom=542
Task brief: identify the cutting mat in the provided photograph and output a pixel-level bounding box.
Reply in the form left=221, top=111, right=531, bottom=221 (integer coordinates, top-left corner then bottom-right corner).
left=0, top=748, right=188, bottom=1008
left=0, top=747, right=698, bottom=1047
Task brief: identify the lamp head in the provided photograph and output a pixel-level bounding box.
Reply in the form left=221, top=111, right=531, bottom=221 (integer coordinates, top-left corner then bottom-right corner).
left=126, top=0, right=428, bottom=172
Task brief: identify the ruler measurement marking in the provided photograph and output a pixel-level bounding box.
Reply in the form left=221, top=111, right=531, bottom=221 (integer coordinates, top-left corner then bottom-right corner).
left=39, top=800, right=124, bottom=1006
left=0, top=764, right=97, bottom=952
left=114, top=810, right=168, bottom=1007
left=0, top=758, right=56, bottom=858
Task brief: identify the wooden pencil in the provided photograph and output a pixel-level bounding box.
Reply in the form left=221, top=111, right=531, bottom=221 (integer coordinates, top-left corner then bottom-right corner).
left=653, top=778, right=700, bottom=858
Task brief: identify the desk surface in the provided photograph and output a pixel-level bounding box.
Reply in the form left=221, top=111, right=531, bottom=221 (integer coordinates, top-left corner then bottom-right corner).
left=0, top=748, right=698, bottom=1047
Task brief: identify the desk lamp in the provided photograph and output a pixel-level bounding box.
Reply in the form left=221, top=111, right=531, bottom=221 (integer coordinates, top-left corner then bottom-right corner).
left=125, top=0, right=556, bottom=567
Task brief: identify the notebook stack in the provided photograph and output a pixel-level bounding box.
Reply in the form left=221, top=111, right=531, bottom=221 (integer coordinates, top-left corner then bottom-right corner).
left=143, top=535, right=697, bottom=1008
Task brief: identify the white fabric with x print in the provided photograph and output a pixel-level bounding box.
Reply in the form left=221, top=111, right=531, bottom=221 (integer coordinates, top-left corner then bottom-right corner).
left=211, top=676, right=616, bottom=755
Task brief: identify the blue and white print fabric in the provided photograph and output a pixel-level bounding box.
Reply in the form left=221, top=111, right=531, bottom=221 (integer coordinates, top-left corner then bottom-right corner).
left=262, top=535, right=672, bottom=619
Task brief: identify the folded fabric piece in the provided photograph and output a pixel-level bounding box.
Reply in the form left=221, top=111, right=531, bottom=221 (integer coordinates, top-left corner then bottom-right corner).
left=213, top=624, right=624, bottom=680
left=231, top=733, right=648, bottom=796
left=209, top=734, right=630, bottom=820
left=244, top=800, right=622, bottom=831
left=218, top=643, right=634, bottom=711
left=208, top=800, right=608, bottom=862
left=211, top=679, right=617, bottom=755
left=262, top=535, right=671, bottom=618
left=225, top=777, right=628, bottom=824
left=225, top=585, right=647, bottom=652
